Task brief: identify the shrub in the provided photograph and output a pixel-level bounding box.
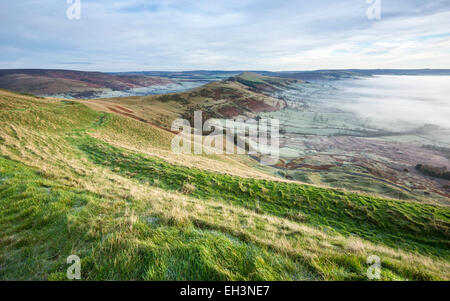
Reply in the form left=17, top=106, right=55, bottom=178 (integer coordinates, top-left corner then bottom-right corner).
left=181, top=182, right=196, bottom=195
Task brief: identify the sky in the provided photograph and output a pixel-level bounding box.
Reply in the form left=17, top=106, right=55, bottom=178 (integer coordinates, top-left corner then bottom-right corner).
left=1, top=0, right=449, bottom=71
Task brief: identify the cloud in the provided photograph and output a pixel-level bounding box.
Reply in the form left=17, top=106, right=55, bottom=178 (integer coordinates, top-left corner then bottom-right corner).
left=0, top=0, right=449, bottom=71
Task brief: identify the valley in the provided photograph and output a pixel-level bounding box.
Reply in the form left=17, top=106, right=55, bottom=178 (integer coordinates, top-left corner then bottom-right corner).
left=2, top=0, right=450, bottom=286
left=260, top=76, right=450, bottom=204
left=0, top=70, right=449, bottom=281
left=73, top=72, right=450, bottom=204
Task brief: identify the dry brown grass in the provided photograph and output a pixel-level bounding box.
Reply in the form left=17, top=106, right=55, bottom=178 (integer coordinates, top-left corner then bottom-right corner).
left=1, top=90, right=449, bottom=280
left=88, top=121, right=280, bottom=180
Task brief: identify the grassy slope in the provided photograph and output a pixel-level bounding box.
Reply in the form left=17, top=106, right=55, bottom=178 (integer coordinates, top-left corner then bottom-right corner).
left=75, top=137, right=450, bottom=256
left=79, top=78, right=285, bottom=130
left=231, top=72, right=301, bottom=92
left=0, top=90, right=449, bottom=280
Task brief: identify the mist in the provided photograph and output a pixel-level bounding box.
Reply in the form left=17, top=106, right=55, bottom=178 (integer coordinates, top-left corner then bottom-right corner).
left=335, top=75, right=450, bottom=131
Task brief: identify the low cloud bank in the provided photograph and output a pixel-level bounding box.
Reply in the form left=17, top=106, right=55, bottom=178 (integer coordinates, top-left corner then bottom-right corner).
left=336, top=75, right=450, bottom=130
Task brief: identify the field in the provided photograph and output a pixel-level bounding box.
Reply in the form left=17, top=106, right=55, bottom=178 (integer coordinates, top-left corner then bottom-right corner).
left=260, top=78, right=450, bottom=204
left=1, top=89, right=449, bottom=280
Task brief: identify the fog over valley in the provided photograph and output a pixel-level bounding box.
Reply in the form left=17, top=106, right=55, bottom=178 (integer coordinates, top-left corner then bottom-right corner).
left=335, top=76, right=450, bottom=131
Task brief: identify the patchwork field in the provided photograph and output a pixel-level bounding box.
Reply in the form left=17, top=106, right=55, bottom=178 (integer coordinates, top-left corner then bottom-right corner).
left=260, top=77, right=450, bottom=204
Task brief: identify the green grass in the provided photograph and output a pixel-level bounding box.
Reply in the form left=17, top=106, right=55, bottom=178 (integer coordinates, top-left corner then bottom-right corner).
left=1, top=152, right=446, bottom=281
left=0, top=156, right=310, bottom=280
left=73, top=137, right=450, bottom=258
left=234, top=72, right=294, bottom=90
left=1, top=91, right=449, bottom=280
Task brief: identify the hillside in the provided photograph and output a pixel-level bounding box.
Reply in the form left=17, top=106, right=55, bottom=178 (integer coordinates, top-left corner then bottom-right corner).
left=0, top=89, right=449, bottom=280
left=80, top=75, right=287, bottom=130
left=0, top=69, right=172, bottom=98
left=229, top=72, right=301, bottom=93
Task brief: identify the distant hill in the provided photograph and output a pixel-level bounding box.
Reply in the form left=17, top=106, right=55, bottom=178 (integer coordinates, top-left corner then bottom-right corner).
left=81, top=73, right=288, bottom=130
left=113, top=69, right=450, bottom=81
left=3, top=69, right=450, bottom=98
left=111, top=70, right=242, bottom=80
left=259, top=69, right=450, bottom=81
left=0, top=69, right=172, bottom=98
left=229, top=72, right=301, bottom=93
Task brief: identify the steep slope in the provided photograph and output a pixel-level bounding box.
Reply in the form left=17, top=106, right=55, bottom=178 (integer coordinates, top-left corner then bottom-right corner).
left=0, top=89, right=449, bottom=280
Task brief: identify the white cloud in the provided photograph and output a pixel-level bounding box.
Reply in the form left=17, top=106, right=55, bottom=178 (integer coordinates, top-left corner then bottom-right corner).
left=0, top=0, right=449, bottom=71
